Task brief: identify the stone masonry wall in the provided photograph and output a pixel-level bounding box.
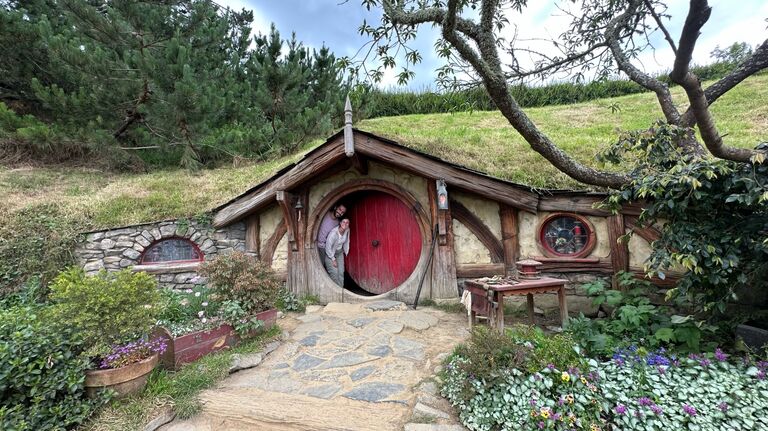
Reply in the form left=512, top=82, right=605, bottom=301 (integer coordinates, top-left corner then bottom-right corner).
left=75, top=219, right=246, bottom=290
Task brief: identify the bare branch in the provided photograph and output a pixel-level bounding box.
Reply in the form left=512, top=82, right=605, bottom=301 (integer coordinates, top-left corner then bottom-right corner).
left=670, top=0, right=757, bottom=162
left=605, top=0, right=681, bottom=124
left=642, top=0, right=677, bottom=54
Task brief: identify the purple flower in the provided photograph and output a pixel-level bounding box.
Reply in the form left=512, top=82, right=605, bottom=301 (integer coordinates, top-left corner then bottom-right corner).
left=615, top=404, right=627, bottom=415
left=530, top=398, right=537, bottom=406
left=547, top=363, right=555, bottom=370
left=699, top=358, right=712, bottom=367
left=714, top=348, right=728, bottom=362
left=757, top=370, right=766, bottom=380
left=718, top=402, right=729, bottom=412
left=637, top=397, right=653, bottom=406
left=650, top=405, right=663, bottom=415
left=538, top=421, right=544, bottom=429
left=682, top=404, right=697, bottom=416
left=552, top=413, right=561, bottom=421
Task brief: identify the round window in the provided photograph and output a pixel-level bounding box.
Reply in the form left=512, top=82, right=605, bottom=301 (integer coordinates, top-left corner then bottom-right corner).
left=539, top=214, right=595, bottom=257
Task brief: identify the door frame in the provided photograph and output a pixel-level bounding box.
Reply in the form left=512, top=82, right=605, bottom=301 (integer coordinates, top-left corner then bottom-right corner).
left=307, top=178, right=431, bottom=298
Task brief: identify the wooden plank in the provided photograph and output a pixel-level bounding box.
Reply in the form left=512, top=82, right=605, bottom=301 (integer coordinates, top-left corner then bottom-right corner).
left=499, top=205, right=519, bottom=276
left=245, top=215, right=260, bottom=256
left=287, top=189, right=308, bottom=296
left=456, top=263, right=505, bottom=278
left=450, top=199, right=504, bottom=263
left=261, top=222, right=287, bottom=267
left=537, top=259, right=613, bottom=272
left=276, top=191, right=299, bottom=251
left=213, top=140, right=346, bottom=227
left=624, top=216, right=662, bottom=243
left=427, top=179, right=458, bottom=299
left=355, top=135, right=539, bottom=212
left=537, top=195, right=610, bottom=216
left=607, top=214, right=629, bottom=287
left=131, top=262, right=200, bottom=274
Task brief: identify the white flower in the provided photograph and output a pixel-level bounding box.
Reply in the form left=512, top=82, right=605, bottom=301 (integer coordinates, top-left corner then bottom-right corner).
left=201, top=302, right=208, bottom=307
left=198, top=311, right=205, bottom=317
left=194, top=291, right=201, bottom=297
left=143, top=304, right=152, bottom=309
left=201, top=317, right=207, bottom=323
left=185, top=289, right=193, bottom=294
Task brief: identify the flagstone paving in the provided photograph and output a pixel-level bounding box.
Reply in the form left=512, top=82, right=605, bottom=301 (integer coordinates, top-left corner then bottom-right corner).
left=159, top=301, right=470, bottom=431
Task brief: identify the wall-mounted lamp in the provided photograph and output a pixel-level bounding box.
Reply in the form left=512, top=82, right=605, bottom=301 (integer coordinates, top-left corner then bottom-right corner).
left=294, top=199, right=303, bottom=222
left=436, top=179, right=449, bottom=210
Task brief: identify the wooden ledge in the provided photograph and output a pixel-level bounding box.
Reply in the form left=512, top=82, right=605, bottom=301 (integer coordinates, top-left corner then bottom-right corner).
left=132, top=262, right=201, bottom=274
left=533, top=256, right=601, bottom=263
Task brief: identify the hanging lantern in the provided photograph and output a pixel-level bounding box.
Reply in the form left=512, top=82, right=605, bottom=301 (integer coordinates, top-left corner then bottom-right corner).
left=436, top=179, right=449, bottom=210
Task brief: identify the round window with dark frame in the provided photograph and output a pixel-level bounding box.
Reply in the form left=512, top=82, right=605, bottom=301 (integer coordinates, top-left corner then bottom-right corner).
left=140, top=238, right=203, bottom=264
left=539, top=214, right=594, bottom=257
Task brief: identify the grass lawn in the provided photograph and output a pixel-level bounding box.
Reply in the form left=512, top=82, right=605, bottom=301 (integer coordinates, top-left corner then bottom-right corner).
left=1, top=74, right=765, bottom=231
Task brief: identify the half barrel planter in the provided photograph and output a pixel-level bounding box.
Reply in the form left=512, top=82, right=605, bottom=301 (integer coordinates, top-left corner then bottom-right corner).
left=84, top=352, right=159, bottom=399
left=154, top=308, right=277, bottom=371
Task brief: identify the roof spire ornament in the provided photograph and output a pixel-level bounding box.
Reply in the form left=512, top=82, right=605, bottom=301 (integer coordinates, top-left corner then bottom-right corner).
left=344, top=94, right=354, bottom=157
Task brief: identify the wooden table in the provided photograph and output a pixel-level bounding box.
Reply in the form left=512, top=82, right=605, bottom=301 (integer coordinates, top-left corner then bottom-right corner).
left=464, top=277, right=568, bottom=331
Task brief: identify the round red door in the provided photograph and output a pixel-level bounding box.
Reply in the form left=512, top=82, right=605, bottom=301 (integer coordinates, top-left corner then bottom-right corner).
left=346, top=191, right=422, bottom=294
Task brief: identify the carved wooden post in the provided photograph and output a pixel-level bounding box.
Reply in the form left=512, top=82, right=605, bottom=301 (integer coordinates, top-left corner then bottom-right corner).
left=499, top=205, right=520, bottom=277
left=607, top=213, right=629, bottom=289
left=427, top=179, right=458, bottom=299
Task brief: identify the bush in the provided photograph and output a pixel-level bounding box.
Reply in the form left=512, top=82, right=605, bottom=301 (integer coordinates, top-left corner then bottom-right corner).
left=566, top=272, right=716, bottom=357
left=48, top=268, right=161, bottom=358
left=0, top=306, right=99, bottom=430
left=199, top=252, right=280, bottom=315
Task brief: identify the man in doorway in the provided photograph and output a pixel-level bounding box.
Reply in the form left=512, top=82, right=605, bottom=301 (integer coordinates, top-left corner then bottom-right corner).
left=324, top=218, right=350, bottom=287
left=317, top=203, right=346, bottom=259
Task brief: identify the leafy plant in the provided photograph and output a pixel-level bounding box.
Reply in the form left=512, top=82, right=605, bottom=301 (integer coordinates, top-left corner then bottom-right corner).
left=48, top=268, right=161, bottom=358
left=567, top=273, right=716, bottom=357
left=199, top=252, right=280, bottom=316
left=0, top=306, right=101, bottom=430
left=219, top=300, right=264, bottom=335
left=98, top=337, right=167, bottom=370
left=506, top=325, right=585, bottom=373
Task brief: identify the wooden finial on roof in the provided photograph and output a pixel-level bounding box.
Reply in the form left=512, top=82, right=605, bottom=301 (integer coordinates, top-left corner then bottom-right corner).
left=344, top=94, right=354, bottom=157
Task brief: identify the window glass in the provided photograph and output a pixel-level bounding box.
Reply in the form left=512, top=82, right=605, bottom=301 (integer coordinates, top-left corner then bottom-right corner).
left=541, top=215, right=591, bottom=256
left=141, top=238, right=202, bottom=264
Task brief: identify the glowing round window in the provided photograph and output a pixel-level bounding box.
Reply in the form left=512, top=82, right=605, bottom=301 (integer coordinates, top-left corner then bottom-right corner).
left=539, top=214, right=595, bottom=257
left=140, top=238, right=202, bottom=264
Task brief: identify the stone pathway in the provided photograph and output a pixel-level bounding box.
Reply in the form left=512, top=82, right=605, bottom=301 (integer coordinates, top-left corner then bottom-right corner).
left=159, top=301, right=470, bottom=431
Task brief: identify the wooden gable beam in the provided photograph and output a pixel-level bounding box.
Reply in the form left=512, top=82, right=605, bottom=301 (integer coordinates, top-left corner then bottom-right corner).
left=450, top=199, right=504, bottom=263
left=624, top=216, right=662, bottom=243
left=276, top=191, right=299, bottom=251
left=354, top=135, right=539, bottom=212
left=213, top=141, right=346, bottom=227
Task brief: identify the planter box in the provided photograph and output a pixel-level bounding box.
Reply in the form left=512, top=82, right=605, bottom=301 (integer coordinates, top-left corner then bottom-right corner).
left=154, top=308, right=277, bottom=370
left=85, top=352, right=159, bottom=399
left=736, top=323, right=768, bottom=350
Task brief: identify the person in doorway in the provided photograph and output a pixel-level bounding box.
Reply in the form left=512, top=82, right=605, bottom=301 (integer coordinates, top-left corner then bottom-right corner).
left=324, top=218, right=350, bottom=287
left=317, top=203, right=346, bottom=259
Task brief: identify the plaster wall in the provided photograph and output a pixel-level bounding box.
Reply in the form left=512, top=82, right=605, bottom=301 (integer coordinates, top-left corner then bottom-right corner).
left=259, top=204, right=283, bottom=255
left=452, top=219, right=492, bottom=264
left=628, top=230, right=653, bottom=269
left=272, top=234, right=289, bottom=273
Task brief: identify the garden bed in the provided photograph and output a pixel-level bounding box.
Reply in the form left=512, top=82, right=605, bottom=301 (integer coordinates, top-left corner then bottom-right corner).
left=154, top=308, right=277, bottom=370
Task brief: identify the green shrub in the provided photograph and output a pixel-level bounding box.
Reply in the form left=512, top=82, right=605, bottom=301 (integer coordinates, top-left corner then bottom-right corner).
left=199, top=252, right=280, bottom=315
left=566, top=272, right=717, bottom=357
left=0, top=306, right=99, bottom=430
left=0, top=204, right=79, bottom=299
left=507, top=325, right=584, bottom=373
left=48, top=268, right=161, bottom=358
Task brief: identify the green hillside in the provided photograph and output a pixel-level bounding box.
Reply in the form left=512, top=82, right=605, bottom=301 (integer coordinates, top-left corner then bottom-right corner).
left=2, top=74, right=766, bottom=231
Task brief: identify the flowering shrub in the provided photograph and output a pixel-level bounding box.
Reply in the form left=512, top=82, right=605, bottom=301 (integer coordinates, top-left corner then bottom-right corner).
left=156, top=282, right=220, bottom=337
left=441, top=339, right=768, bottom=431
left=48, top=268, right=161, bottom=357
left=98, top=337, right=168, bottom=369
left=199, top=252, right=280, bottom=316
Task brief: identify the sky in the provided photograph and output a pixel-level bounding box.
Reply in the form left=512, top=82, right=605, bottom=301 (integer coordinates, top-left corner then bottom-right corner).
left=217, top=0, right=768, bottom=89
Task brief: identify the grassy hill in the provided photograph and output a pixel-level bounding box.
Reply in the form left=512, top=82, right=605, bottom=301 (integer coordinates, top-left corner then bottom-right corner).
left=2, top=74, right=766, bottom=231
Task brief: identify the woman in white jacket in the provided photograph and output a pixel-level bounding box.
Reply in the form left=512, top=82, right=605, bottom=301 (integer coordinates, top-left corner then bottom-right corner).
left=324, top=218, right=350, bottom=287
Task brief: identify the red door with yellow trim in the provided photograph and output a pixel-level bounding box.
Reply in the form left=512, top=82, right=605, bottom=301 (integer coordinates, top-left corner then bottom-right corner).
left=346, top=191, right=422, bottom=294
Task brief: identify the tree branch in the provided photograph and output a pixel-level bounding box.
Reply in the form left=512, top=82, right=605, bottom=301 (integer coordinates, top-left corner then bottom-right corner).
left=670, top=0, right=757, bottom=162
left=383, top=0, right=629, bottom=189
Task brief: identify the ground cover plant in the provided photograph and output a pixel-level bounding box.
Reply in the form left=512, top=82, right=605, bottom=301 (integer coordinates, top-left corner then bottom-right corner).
left=441, top=326, right=768, bottom=431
